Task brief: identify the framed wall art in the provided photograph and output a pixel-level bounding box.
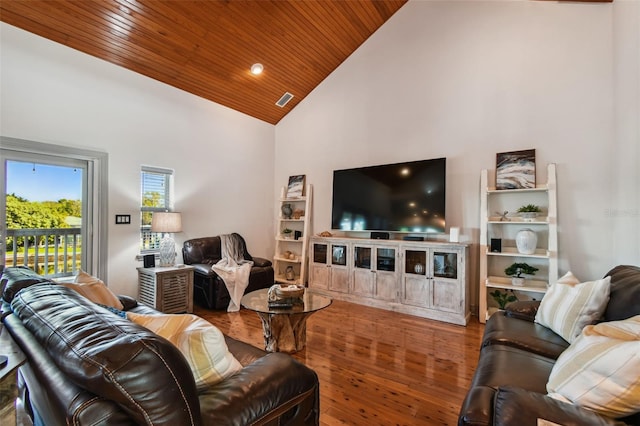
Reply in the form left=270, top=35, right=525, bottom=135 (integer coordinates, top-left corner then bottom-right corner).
left=496, top=149, right=536, bottom=190
left=286, top=175, right=305, bottom=198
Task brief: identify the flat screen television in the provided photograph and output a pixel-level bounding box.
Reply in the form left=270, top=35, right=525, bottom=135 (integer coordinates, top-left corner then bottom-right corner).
left=331, top=158, right=446, bottom=234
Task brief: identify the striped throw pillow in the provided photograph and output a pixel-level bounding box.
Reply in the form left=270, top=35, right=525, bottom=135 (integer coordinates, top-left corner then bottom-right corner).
left=547, top=315, right=640, bottom=418
left=535, top=272, right=611, bottom=343
left=62, top=271, right=124, bottom=310
left=127, top=312, right=243, bottom=390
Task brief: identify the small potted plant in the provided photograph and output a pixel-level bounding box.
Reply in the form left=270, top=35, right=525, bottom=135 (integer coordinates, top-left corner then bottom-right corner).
left=281, top=228, right=293, bottom=239
left=504, top=262, right=539, bottom=286
left=489, top=289, right=518, bottom=310
left=517, top=204, right=542, bottom=221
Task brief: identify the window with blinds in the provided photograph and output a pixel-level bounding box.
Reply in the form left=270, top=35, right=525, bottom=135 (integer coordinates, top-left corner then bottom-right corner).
left=140, top=166, right=173, bottom=252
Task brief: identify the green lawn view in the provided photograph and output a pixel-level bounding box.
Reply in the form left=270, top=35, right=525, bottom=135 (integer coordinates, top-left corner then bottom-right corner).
left=5, top=194, right=82, bottom=275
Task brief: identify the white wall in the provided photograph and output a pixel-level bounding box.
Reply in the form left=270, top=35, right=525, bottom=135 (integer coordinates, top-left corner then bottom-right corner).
left=276, top=0, right=639, bottom=311
left=0, top=23, right=276, bottom=296
left=2, top=1, right=638, bottom=309
left=611, top=0, right=640, bottom=267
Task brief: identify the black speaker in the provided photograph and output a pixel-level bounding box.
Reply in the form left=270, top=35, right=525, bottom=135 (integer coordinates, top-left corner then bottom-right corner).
left=143, top=254, right=155, bottom=268
left=371, top=232, right=389, bottom=240
left=294, top=230, right=302, bottom=240
left=490, top=238, right=502, bottom=253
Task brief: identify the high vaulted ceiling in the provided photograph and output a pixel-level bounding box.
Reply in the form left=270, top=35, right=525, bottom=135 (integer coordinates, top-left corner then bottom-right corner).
left=0, top=0, right=407, bottom=124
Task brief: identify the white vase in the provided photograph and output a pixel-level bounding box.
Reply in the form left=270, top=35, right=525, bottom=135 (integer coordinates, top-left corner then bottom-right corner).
left=516, top=228, right=537, bottom=254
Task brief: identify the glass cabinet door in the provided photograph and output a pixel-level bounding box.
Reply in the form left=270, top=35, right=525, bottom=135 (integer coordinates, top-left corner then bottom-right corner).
left=313, top=243, right=328, bottom=264
left=376, top=248, right=395, bottom=272
left=354, top=246, right=372, bottom=269
left=433, top=251, right=458, bottom=279
left=405, top=250, right=427, bottom=275
left=352, top=245, right=373, bottom=297
left=331, top=244, right=347, bottom=266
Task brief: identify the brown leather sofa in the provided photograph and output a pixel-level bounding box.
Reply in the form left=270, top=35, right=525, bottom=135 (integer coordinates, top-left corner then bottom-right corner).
left=458, top=265, right=640, bottom=426
left=182, top=234, right=274, bottom=310
left=1, top=266, right=319, bottom=425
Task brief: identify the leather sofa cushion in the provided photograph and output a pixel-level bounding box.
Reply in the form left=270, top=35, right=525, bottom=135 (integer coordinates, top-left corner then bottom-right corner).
left=459, top=347, right=556, bottom=426
left=11, top=283, right=202, bottom=426
left=483, top=311, right=569, bottom=359
left=604, top=265, right=640, bottom=322
left=470, top=345, right=556, bottom=393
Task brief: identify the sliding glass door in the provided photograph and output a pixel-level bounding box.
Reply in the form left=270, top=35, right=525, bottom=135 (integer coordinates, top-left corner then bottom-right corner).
left=1, top=138, right=108, bottom=279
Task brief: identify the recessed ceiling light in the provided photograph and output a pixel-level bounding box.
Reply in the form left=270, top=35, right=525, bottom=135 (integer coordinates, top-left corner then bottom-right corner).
left=250, top=63, right=263, bottom=75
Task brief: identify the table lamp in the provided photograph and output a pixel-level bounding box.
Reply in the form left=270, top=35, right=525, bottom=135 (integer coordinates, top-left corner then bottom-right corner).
left=151, top=211, right=182, bottom=267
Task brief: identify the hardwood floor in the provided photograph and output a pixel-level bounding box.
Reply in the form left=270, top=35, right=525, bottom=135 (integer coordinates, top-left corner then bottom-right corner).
left=195, top=300, right=485, bottom=425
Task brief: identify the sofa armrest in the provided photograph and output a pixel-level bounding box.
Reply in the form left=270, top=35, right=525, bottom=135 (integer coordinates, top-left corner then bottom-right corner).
left=460, top=385, right=626, bottom=426
left=198, top=352, right=318, bottom=425
left=458, top=385, right=496, bottom=425
left=505, top=300, right=541, bottom=322
left=252, top=257, right=272, bottom=268
left=494, top=386, right=624, bottom=426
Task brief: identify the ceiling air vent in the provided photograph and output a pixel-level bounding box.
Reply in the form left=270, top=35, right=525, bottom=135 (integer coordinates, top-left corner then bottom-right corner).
left=276, top=92, right=294, bottom=108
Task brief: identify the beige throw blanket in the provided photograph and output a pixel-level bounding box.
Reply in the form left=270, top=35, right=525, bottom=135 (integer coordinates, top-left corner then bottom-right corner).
left=211, top=234, right=254, bottom=312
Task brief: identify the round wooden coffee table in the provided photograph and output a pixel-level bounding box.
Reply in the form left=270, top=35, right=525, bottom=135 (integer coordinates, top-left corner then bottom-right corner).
left=241, top=288, right=331, bottom=353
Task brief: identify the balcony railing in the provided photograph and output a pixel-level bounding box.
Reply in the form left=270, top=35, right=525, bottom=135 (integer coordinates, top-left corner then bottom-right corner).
left=4, top=228, right=82, bottom=278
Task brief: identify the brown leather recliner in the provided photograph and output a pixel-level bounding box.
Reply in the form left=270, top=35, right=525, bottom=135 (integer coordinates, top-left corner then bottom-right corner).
left=182, top=234, right=274, bottom=310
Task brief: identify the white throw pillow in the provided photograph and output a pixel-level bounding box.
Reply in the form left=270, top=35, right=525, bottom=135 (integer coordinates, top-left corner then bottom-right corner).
left=127, top=312, right=243, bottom=390
left=535, top=272, right=611, bottom=343
left=547, top=315, right=640, bottom=418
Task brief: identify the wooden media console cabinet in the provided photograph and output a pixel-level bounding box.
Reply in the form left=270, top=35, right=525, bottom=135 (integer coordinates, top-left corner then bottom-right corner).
left=308, top=237, right=470, bottom=325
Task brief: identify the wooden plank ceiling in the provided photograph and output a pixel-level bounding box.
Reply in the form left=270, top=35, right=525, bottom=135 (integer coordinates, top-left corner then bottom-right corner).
left=0, top=0, right=407, bottom=124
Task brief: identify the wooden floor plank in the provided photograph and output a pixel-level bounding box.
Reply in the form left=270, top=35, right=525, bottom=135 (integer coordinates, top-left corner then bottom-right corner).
left=195, top=299, right=484, bottom=425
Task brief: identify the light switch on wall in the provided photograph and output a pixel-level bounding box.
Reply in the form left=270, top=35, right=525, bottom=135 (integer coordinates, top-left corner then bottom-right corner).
left=115, top=214, right=131, bottom=224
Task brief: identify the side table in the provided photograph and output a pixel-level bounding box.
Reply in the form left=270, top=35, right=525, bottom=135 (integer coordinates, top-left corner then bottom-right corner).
left=241, top=288, right=331, bottom=353
left=0, top=325, right=27, bottom=425
left=137, top=265, right=194, bottom=313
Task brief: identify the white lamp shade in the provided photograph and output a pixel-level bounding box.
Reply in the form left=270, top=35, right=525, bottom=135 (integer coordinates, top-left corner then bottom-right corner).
left=151, top=212, right=182, bottom=233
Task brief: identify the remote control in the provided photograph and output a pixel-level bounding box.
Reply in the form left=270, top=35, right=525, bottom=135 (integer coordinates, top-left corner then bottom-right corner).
left=268, top=301, right=293, bottom=309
